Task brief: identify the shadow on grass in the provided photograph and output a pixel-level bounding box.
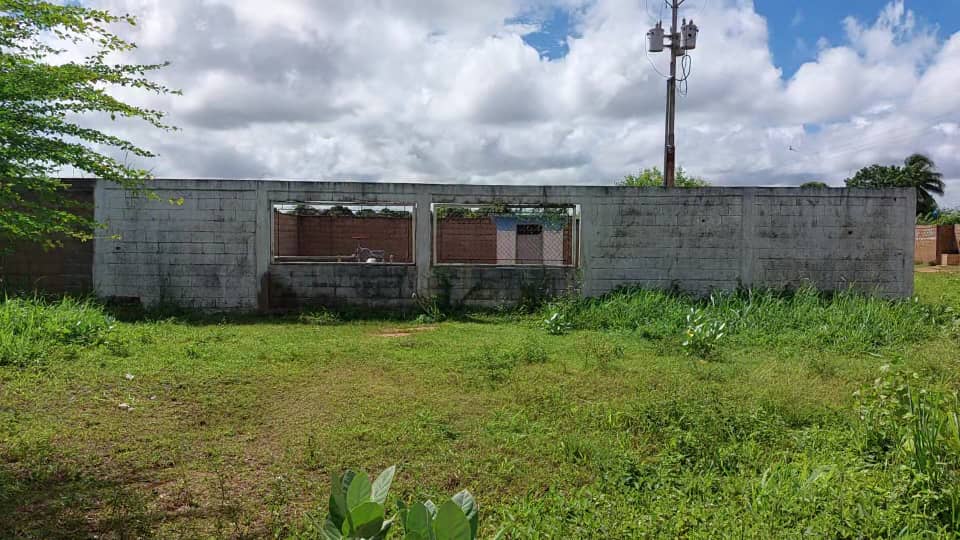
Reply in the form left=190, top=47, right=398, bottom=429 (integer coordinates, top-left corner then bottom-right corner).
left=2, top=283, right=559, bottom=329
left=0, top=468, right=158, bottom=539
left=0, top=460, right=254, bottom=538
left=101, top=298, right=530, bottom=327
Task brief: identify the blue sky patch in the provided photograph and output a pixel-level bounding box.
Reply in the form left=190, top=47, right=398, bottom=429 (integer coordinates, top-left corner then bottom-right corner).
left=755, top=0, right=959, bottom=78
left=508, top=6, right=582, bottom=61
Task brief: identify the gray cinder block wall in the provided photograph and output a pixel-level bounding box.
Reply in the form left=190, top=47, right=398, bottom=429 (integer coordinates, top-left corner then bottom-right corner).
left=92, top=180, right=915, bottom=311
left=93, top=180, right=259, bottom=309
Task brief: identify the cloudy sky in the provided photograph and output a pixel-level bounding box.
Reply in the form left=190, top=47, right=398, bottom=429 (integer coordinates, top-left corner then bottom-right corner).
left=82, top=0, right=960, bottom=205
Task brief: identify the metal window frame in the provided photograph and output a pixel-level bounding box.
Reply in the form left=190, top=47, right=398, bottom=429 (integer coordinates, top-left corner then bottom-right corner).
left=269, top=200, right=417, bottom=266
left=431, top=203, right=580, bottom=268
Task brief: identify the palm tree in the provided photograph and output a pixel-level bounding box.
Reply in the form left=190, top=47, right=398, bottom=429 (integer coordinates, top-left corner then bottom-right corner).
left=902, top=154, right=945, bottom=216
left=845, top=153, right=946, bottom=215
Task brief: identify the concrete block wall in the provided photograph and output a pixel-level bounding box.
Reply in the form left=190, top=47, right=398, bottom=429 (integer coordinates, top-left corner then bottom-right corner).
left=269, top=263, right=416, bottom=309
left=584, top=190, right=743, bottom=296
left=94, top=180, right=259, bottom=310
left=432, top=266, right=579, bottom=308
left=585, top=187, right=913, bottom=298
left=749, top=193, right=912, bottom=296
left=89, top=180, right=915, bottom=311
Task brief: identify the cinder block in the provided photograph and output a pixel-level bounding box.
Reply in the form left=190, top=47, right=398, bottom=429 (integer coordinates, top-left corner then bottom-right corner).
left=198, top=199, right=221, bottom=210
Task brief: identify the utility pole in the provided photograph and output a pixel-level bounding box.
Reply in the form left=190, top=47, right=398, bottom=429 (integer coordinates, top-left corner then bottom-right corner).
left=663, top=1, right=679, bottom=188
left=647, top=2, right=698, bottom=188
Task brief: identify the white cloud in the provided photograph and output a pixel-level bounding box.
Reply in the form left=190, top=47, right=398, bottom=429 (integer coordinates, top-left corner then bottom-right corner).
left=77, top=0, right=960, bottom=206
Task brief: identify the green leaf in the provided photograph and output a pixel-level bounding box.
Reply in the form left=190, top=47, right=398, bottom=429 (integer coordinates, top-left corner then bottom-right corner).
left=371, top=465, right=396, bottom=504
left=322, top=519, right=344, bottom=540
left=347, top=471, right=372, bottom=510
left=346, top=501, right=385, bottom=538
left=404, top=502, right=433, bottom=540
left=451, top=490, right=478, bottom=539
left=433, top=501, right=471, bottom=540
left=0, top=3, right=178, bottom=247
left=329, top=471, right=352, bottom=530
left=371, top=517, right=395, bottom=540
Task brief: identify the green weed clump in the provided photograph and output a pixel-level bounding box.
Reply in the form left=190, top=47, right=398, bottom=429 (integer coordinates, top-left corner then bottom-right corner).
left=0, top=296, right=115, bottom=366
left=547, top=286, right=946, bottom=354
left=466, top=338, right=550, bottom=383
left=298, top=308, right=342, bottom=326
left=578, top=334, right=624, bottom=371
left=681, top=307, right=726, bottom=359
left=856, top=366, right=960, bottom=529
left=542, top=312, right=571, bottom=336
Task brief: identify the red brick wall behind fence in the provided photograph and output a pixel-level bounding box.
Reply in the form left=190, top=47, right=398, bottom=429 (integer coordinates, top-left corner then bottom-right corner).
left=437, top=218, right=498, bottom=264
left=0, top=180, right=95, bottom=295
left=916, top=225, right=938, bottom=264
left=436, top=217, right=575, bottom=265
left=274, top=213, right=413, bottom=263
left=275, top=215, right=575, bottom=265
left=915, top=225, right=960, bottom=264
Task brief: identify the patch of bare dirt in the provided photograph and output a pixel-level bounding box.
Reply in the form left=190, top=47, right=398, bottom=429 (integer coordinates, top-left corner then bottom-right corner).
left=917, top=265, right=960, bottom=273
left=374, top=325, right=439, bottom=338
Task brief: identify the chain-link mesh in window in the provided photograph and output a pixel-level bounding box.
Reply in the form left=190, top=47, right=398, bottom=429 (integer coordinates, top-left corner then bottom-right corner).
left=435, top=206, right=577, bottom=266
left=272, top=203, right=414, bottom=263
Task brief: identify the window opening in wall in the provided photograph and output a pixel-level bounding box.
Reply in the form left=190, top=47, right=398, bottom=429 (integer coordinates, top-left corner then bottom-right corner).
left=433, top=204, right=579, bottom=266
left=272, top=202, right=415, bottom=264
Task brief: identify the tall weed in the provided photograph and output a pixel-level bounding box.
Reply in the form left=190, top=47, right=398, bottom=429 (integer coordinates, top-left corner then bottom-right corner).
left=856, top=366, right=960, bottom=530
left=547, top=286, right=945, bottom=353
left=0, top=296, right=115, bottom=366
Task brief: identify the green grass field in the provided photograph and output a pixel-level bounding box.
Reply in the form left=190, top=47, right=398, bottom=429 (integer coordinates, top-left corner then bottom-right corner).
left=2, top=271, right=959, bottom=538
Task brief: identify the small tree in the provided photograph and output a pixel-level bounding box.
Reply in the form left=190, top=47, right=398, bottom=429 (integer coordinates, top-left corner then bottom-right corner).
left=845, top=154, right=945, bottom=216
left=621, top=166, right=710, bottom=188
left=800, top=181, right=829, bottom=189
left=0, top=0, right=177, bottom=249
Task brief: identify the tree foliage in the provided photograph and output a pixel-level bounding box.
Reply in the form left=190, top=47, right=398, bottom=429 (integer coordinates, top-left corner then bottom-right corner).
left=845, top=154, right=945, bottom=216
left=0, top=0, right=176, bottom=248
left=621, top=166, right=710, bottom=188
left=800, top=181, right=829, bottom=189
left=917, top=208, right=960, bottom=226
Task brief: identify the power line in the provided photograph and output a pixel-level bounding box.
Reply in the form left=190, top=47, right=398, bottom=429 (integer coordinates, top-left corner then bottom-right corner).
left=813, top=130, right=944, bottom=161
left=678, top=53, right=692, bottom=96
left=644, top=0, right=657, bottom=23
left=800, top=113, right=959, bottom=160
left=784, top=131, right=946, bottom=170
left=688, top=0, right=709, bottom=20
left=646, top=49, right=670, bottom=79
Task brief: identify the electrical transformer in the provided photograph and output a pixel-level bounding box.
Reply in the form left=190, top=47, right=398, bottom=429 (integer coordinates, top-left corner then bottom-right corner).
left=647, top=22, right=665, bottom=53
left=682, top=19, right=698, bottom=50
